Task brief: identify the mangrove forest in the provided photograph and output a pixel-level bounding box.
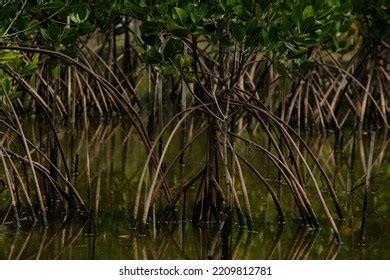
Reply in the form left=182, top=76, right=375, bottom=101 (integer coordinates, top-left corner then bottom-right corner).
left=0, top=0, right=389, bottom=259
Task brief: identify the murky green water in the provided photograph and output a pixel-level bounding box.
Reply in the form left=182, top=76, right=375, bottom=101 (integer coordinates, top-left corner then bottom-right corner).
left=0, top=120, right=389, bottom=259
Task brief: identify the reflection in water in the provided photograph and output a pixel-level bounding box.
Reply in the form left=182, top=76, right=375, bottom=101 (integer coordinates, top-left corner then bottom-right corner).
left=0, top=220, right=366, bottom=260
left=1, top=215, right=87, bottom=260
left=0, top=121, right=389, bottom=259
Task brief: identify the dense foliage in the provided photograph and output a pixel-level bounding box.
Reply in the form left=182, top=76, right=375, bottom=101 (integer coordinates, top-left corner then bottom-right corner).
left=0, top=0, right=387, bottom=77
left=1, top=0, right=388, bottom=120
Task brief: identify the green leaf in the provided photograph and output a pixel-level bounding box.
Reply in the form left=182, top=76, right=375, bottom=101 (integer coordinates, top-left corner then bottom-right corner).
left=163, top=37, right=179, bottom=60
left=156, top=4, right=168, bottom=15
left=183, top=73, right=195, bottom=83
left=189, top=12, right=198, bottom=24
left=20, top=63, right=38, bottom=76
left=162, top=66, right=175, bottom=76
left=70, top=13, right=81, bottom=24
left=48, top=22, right=60, bottom=41
left=245, top=19, right=258, bottom=36
left=142, top=48, right=162, bottom=64
left=40, top=28, right=53, bottom=41
left=0, top=51, right=23, bottom=64
left=302, top=6, right=314, bottom=22
left=52, top=65, right=61, bottom=79
left=288, top=46, right=308, bottom=59
left=227, top=0, right=237, bottom=7
left=69, top=5, right=90, bottom=24
left=32, top=54, right=40, bottom=65
left=2, top=78, right=11, bottom=94
left=63, top=46, right=78, bottom=58
left=165, top=20, right=188, bottom=37
left=78, top=22, right=94, bottom=34
left=173, top=7, right=188, bottom=26
left=26, top=20, right=39, bottom=35
left=262, top=29, right=269, bottom=45
left=60, top=28, right=78, bottom=44
left=127, top=4, right=148, bottom=20
left=179, top=55, right=193, bottom=68
left=285, top=42, right=297, bottom=52
left=190, top=4, right=208, bottom=24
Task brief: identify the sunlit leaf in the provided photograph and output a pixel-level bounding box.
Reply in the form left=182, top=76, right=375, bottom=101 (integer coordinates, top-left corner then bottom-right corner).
left=0, top=51, right=23, bottom=64
left=173, top=7, right=188, bottom=26
left=179, top=55, right=194, bottom=68
left=302, top=5, right=314, bottom=21
left=69, top=5, right=90, bottom=24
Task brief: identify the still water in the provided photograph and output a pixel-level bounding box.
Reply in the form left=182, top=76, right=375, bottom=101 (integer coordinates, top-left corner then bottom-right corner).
left=0, top=120, right=389, bottom=259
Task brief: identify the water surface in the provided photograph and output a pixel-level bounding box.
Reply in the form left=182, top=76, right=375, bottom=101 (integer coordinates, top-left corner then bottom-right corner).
left=0, top=120, right=389, bottom=259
